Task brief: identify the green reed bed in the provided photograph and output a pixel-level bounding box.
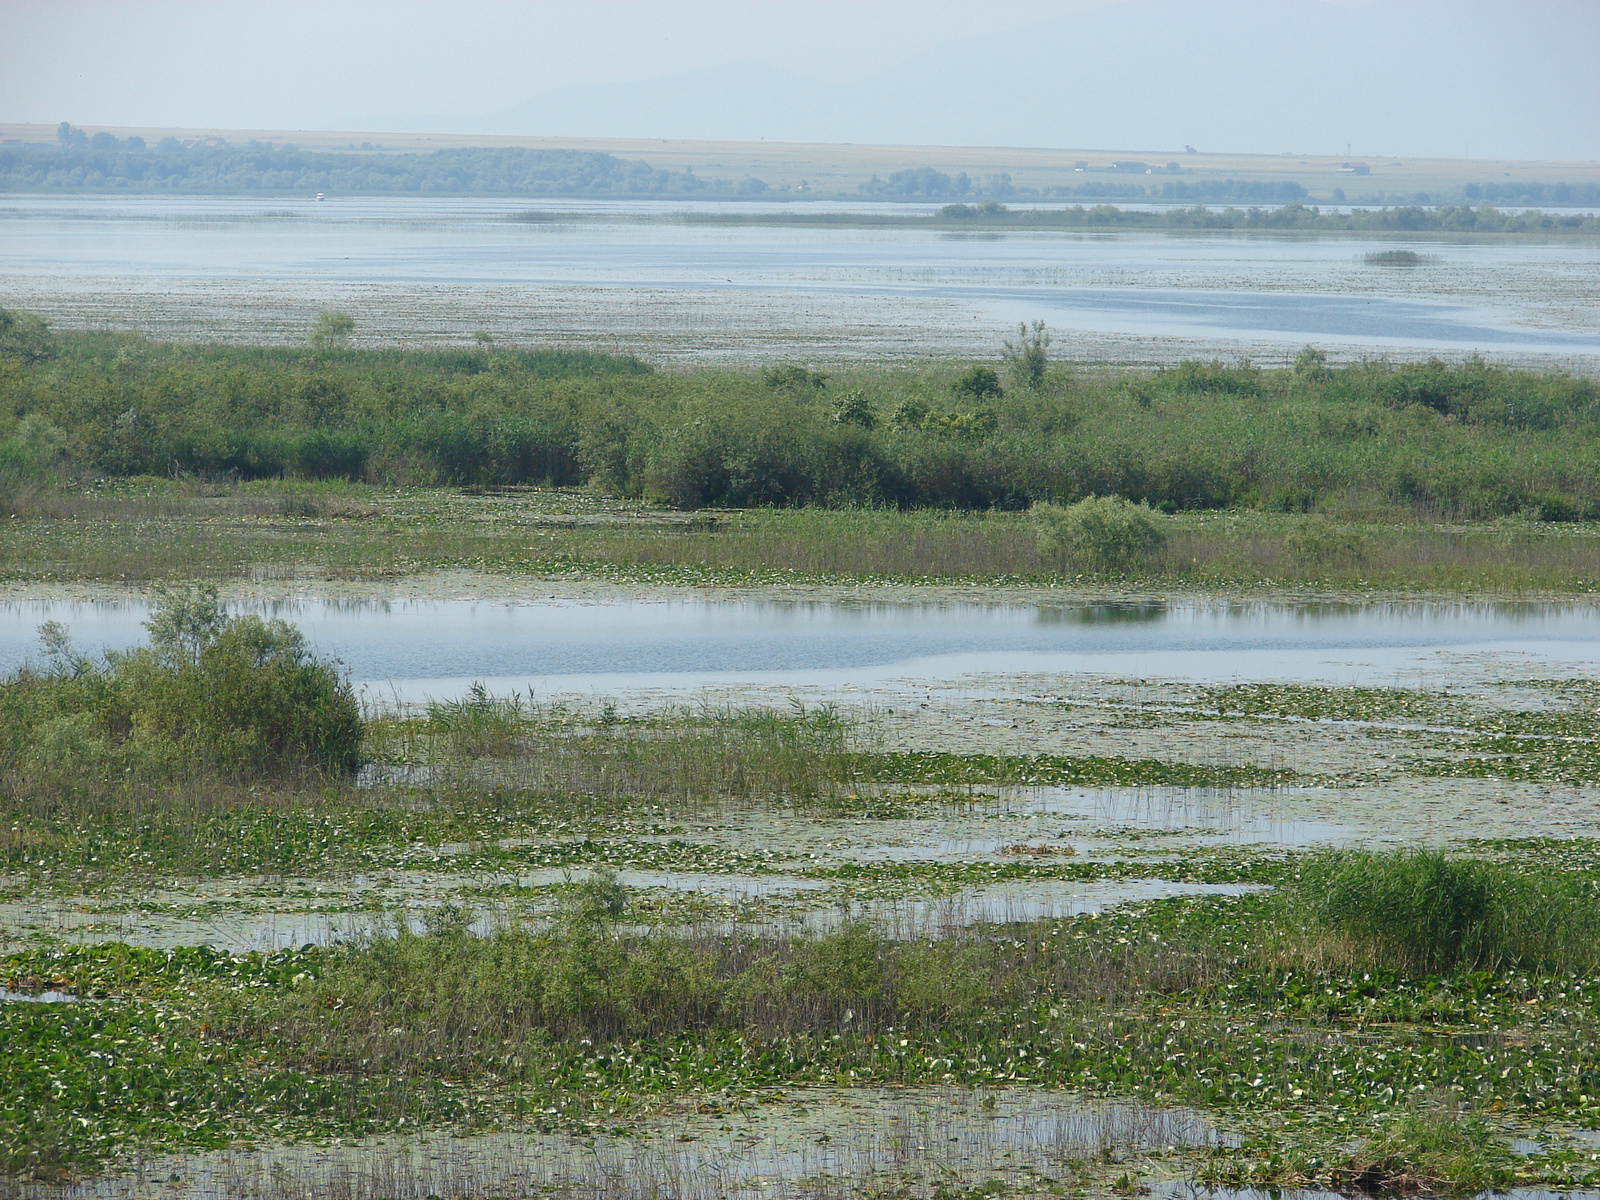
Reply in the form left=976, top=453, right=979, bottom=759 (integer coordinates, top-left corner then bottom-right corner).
left=7, top=318, right=1600, bottom=528
left=1, top=691, right=1294, bottom=882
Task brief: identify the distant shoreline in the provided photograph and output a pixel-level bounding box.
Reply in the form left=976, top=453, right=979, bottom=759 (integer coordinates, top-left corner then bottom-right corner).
left=506, top=202, right=1600, bottom=237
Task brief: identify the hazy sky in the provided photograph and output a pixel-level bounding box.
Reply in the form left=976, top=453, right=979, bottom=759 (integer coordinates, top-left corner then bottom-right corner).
left=3, top=0, right=1597, bottom=160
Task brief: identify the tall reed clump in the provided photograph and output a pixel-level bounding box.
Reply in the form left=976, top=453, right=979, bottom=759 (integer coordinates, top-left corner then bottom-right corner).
left=0, top=586, right=364, bottom=789
left=1276, top=849, right=1600, bottom=974
left=1335, top=1092, right=1514, bottom=1196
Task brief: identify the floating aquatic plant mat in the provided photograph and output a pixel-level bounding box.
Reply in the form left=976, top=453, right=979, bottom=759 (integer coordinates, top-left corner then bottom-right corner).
left=6, top=665, right=1600, bottom=1192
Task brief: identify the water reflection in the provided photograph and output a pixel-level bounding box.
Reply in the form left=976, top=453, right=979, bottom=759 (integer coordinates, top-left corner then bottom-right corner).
left=3, top=594, right=1599, bottom=700
left=1037, top=602, right=1168, bottom=625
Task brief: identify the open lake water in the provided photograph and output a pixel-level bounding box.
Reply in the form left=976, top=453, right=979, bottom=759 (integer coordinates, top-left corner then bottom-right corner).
left=6, top=595, right=1600, bottom=702
left=1, top=194, right=1596, bottom=366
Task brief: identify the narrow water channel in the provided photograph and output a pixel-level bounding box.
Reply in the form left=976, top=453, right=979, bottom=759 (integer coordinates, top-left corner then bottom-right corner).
left=5, top=595, right=1599, bottom=700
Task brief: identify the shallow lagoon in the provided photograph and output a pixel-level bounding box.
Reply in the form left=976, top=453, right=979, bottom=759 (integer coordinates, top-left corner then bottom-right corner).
left=1, top=194, right=1595, bottom=365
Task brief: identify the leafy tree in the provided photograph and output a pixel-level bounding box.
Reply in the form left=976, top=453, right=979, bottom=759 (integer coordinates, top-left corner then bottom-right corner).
left=308, top=310, right=355, bottom=351
left=1002, top=320, right=1051, bottom=391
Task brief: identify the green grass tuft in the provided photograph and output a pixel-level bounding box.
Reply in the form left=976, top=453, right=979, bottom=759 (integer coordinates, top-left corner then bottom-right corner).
left=1280, top=848, right=1600, bottom=973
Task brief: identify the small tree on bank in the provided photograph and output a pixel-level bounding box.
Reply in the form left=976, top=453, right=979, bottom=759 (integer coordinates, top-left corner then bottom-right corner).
left=308, top=310, right=355, bottom=351
left=1002, top=320, right=1051, bottom=391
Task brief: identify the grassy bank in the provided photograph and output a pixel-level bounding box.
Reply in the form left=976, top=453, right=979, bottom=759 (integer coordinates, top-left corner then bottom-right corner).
left=9, top=484, right=1600, bottom=593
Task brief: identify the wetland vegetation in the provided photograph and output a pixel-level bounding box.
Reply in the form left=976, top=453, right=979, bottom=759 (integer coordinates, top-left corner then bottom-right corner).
left=8, top=316, right=1597, bottom=517
left=8, top=317, right=1600, bottom=1195
left=5, top=590, right=1600, bottom=1193
left=652, top=201, right=1600, bottom=235
left=6, top=313, right=1600, bottom=593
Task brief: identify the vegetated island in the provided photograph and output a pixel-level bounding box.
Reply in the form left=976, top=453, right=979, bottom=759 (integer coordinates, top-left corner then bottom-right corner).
left=8, top=305, right=1600, bottom=594
left=511, top=200, right=1600, bottom=236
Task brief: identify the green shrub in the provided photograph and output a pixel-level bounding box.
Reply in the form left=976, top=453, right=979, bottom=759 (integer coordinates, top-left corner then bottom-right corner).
left=1292, top=345, right=1331, bottom=382
left=918, top=407, right=998, bottom=439
left=0, top=587, right=364, bottom=780
left=1032, top=495, right=1168, bottom=570
left=831, top=389, right=878, bottom=430
left=1155, top=359, right=1261, bottom=396
left=306, top=310, right=354, bottom=351
left=784, top=921, right=887, bottom=1008
left=1001, top=321, right=1051, bottom=391
left=888, top=398, right=929, bottom=430
left=1364, top=249, right=1426, bottom=266
left=762, top=364, right=828, bottom=391
left=951, top=365, right=1003, bottom=400
left=0, top=307, right=56, bottom=364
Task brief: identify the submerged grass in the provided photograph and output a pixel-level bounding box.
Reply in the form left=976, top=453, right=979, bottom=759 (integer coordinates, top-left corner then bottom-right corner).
left=855, top=750, right=1298, bottom=790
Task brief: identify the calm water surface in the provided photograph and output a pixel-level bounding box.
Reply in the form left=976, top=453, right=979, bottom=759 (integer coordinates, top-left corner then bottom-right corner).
left=1, top=195, right=1594, bottom=364
left=5, top=596, right=1599, bottom=701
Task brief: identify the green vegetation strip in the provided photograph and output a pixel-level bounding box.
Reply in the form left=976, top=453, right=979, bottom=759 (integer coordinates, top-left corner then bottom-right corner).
left=6, top=857, right=1600, bottom=1190
left=853, top=751, right=1297, bottom=789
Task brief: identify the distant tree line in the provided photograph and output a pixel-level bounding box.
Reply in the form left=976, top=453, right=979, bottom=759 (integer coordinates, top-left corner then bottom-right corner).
left=929, top=201, right=1600, bottom=234
left=856, top=168, right=1308, bottom=203
left=1460, top=181, right=1600, bottom=208
left=0, top=126, right=770, bottom=198
left=6, top=129, right=1596, bottom=210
